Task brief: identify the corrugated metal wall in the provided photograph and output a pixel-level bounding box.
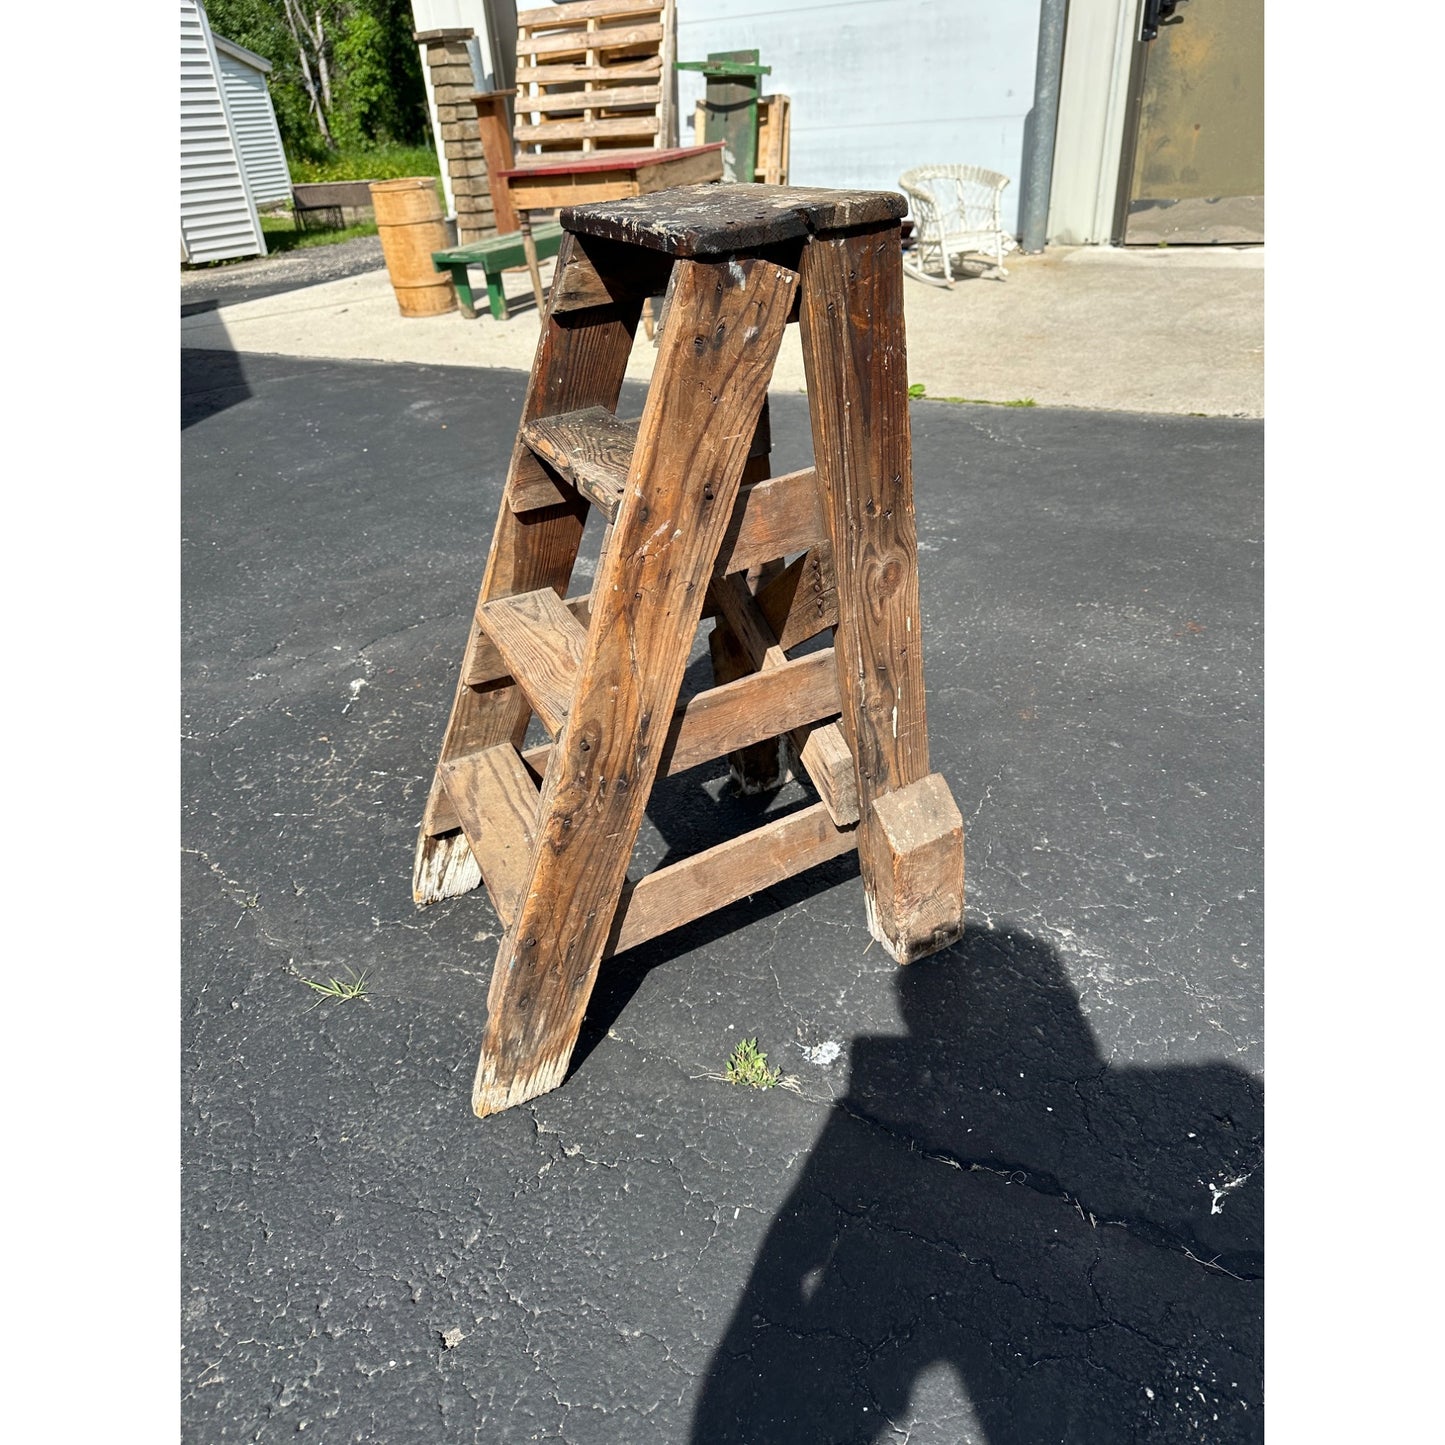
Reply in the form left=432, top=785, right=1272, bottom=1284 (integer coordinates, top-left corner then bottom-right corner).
left=216, top=45, right=292, bottom=207
left=180, top=1, right=265, bottom=263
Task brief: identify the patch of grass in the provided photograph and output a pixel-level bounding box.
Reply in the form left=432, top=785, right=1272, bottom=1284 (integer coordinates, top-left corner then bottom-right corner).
left=907, top=384, right=1036, bottom=408
left=290, top=143, right=441, bottom=184
left=259, top=214, right=379, bottom=254
left=296, top=966, right=369, bottom=1008
left=724, top=1037, right=781, bottom=1089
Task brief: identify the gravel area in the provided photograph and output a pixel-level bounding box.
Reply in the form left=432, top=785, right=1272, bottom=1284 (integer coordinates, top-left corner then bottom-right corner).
left=180, top=234, right=386, bottom=314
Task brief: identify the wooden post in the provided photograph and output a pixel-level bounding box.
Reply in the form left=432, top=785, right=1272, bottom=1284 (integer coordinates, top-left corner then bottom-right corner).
left=470, top=90, right=519, bottom=234
left=472, top=253, right=798, bottom=1117
left=797, top=222, right=964, bottom=962
left=517, top=211, right=549, bottom=315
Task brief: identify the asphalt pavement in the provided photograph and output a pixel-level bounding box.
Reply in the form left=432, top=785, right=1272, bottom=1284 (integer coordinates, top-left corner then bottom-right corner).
left=182, top=348, right=1263, bottom=1443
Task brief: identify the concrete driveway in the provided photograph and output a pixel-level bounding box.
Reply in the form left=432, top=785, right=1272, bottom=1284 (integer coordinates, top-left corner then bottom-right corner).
left=181, top=241, right=1263, bottom=419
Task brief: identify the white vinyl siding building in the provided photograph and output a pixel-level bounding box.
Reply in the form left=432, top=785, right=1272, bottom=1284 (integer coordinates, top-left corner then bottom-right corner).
left=214, top=35, right=292, bottom=208
left=180, top=0, right=266, bottom=263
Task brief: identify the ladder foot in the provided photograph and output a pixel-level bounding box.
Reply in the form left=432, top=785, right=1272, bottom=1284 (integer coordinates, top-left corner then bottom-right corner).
left=413, top=829, right=483, bottom=906
left=473, top=1050, right=571, bottom=1118
left=859, top=774, right=965, bottom=964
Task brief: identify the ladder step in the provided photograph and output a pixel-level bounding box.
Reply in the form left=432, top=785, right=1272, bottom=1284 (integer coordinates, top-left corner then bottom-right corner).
left=518, top=409, right=781, bottom=525
left=477, top=588, right=588, bottom=735
left=464, top=594, right=593, bottom=688
left=522, top=407, right=638, bottom=522
left=438, top=744, right=541, bottom=927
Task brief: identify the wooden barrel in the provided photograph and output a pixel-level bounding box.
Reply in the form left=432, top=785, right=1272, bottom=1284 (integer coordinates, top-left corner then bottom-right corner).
left=369, top=177, right=457, bottom=318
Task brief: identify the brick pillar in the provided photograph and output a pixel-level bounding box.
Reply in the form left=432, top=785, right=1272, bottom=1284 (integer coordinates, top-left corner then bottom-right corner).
left=415, top=27, right=498, bottom=245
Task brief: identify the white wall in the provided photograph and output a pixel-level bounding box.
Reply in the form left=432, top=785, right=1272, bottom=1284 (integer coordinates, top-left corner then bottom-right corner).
left=181, top=0, right=266, bottom=262
left=674, top=0, right=1043, bottom=233
left=215, top=43, right=292, bottom=207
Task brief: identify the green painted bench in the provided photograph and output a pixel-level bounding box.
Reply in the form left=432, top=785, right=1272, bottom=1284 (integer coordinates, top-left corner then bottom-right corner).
left=431, top=223, right=564, bottom=321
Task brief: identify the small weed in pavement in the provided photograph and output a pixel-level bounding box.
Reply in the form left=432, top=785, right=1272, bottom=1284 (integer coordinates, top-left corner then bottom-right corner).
left=908, top=383, right=1035, bottom=407
left=725, top=1038, right=781, bottom=1089
left=296, top=966, right=369, bottom=1009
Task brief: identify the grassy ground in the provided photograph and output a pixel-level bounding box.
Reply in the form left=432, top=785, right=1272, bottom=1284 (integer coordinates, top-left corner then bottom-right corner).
left=184, top=146, right=444, bottom=268
left=288, top=142, right=441, bottom=184
left=258, top=214, right=379, bottom=254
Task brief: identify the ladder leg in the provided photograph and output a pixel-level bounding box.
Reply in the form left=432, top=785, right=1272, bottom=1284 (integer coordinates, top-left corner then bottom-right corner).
left=472, top=252, right=799, bottom=1117
left=798, top=223, right=964, bottom=962
left=708, top=399, right=789, bottom=793
left=413, top=230, right=644, bottom=904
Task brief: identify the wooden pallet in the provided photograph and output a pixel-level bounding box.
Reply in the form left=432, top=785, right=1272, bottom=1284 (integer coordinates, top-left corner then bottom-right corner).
left=413, top=184, right=966, bottom=1119
left=514, top=0, right=677, bottom=160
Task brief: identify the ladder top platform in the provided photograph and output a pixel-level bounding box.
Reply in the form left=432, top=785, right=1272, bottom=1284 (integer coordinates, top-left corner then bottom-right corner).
left=558, top=183, right=908, bottom=258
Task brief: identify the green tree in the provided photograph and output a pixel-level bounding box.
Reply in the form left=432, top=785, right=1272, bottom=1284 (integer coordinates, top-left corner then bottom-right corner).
left=202, top=0, right=429, bottom=161
left=331, top=1, right=430, bottom=150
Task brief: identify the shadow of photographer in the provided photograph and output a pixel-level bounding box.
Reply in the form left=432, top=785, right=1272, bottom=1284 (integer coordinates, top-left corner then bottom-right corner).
left=691, top=922, right=1262, bottom=1444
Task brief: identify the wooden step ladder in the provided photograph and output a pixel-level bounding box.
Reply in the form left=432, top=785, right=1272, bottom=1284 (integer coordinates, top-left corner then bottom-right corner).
left=413, top=185, right=966, bottom=1119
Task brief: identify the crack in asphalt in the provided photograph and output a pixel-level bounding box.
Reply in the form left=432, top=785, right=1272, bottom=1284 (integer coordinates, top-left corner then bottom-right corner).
left=835, top=1097, right=1261, bottom=1282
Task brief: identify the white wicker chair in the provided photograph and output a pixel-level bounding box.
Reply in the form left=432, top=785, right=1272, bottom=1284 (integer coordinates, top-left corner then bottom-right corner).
left=899, top=164, right=1017, bottom=286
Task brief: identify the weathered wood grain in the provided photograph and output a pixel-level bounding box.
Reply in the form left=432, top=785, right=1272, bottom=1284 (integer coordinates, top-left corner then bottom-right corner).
left=659, top=648, right=839, bottom=775
left=608, top=802, right=858, bottom=955
left=500, top=149, right=725, bottom=211
left=785, top=720, right=859, bottom=827
left=413, top=229, right=642, bottom=905
left=477, top=587, right=589, bottom=735
left=705, top=426, right=788, bottom=791
left=516, top=115, right=661, bottom=145
left=712, top=574, right=859, bottom=825
left=756, top=546, right=838, bottom=649
left=517, top=23, right=663, bottom=59
left=522, top=408, right=638, bottom=520
left=520, top=59, right=662, bottom=85
left=712, top=467, right=827, bottom=578
left=469, top=91, right=520, bottom=234
left=560, top=183, right=908, bottom=258
left=859, top=774, right=965, bottom=963
left=706, top=621, right=787, bottom=792
left=523, top=85, right=662, bottom=112
left=550, top=234, right=675, bottom=314
left=472, top=252, right=798, bottom=1117
left=798, top=223, right=962, bottom=959
left=506, top=466, right=573, bottom=514
left=519, top=646, right=838, bottom=783
left=461, top=594, right=593, bottom=690
left=517, top=0, right=663, bottom=23
left=439, top=745, right=542, bottom=926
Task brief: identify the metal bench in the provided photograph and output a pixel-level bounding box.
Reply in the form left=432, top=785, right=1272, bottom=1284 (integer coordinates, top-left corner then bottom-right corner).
left=431, top=222, right=565, bottom=320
